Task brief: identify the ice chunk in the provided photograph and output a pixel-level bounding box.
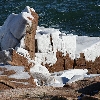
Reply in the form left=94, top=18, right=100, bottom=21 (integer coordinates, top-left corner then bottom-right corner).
left=68, top=75, right=84, bottom=83
left=60, top=69, right=88, bottom=79
left=9, top=13, right=27, bottom=39
left=1, top=32, right=19, bottom=50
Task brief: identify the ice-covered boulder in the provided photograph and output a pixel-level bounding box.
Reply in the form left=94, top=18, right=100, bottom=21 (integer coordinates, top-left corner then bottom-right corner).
left=0, top=6, right=38, bottom=60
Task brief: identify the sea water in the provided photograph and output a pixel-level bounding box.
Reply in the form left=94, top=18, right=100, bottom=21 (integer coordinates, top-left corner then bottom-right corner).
left=0, top=0, right=100, bottom=36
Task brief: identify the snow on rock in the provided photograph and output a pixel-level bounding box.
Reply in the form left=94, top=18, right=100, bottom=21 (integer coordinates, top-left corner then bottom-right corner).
left=30, top=64, right=89, bottom=87
left=61, top=35, right=76, bottom=58
left=22, top=6, right=35, bottom=14
left=82, top=41, right=100, bottom=61
left=30, top=62, right=55, bottom=86
left=35, top=53, right=57, bottom=66
left=76, top=36, right=100, bottom=60
left=60, top=69, right=88, bottom=79
left=30, top=63, right=51, bottom=76
left=35, top=26, right=100, bottom=68
left=44, top=69, right=88, bottom=87
left=16, top=47, right=30, bottom=59
left=0, top=6, right=100, bottom=88
left=0, top=65, right=30, bottom=79
left=0, top=6, right=38, bottom=71
left=0, top=49, right=13, bottom=64
left=0, top=6, right=36, bottom=54
left=35, top=26, right=100, bottom=75
left=35, top=27, right=76, bottom=66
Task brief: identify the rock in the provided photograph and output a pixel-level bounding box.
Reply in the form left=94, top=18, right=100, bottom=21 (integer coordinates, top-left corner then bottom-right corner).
left=0, top=49, right=13, bottom=64
left=82, top=96, right=99, bottom=100
left=8, top=50, right=32, bottom=72
left=35, top=28, right=100, bottom=74
left=30, top=63, right=52, bottom=86
left=64, top=82, right=78, bottom=89
left=24, top=6, right=39, bottom=59
left=0, top=6, right=38, bottom=89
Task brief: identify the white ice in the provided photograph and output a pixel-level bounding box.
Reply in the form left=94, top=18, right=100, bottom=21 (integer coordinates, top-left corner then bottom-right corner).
left=36, top=26, right=100, bottom=62
left=0, top=6, right=34, bottom=51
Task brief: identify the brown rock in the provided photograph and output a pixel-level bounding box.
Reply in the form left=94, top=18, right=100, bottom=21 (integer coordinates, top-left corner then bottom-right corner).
left=82, top=96, right=99, bottom=100
left=8, top=50, right=32, bottom=72
left=75, top=53, right=100, bottom=74
left=44, top=51, right=74, bottom=73
left=64, top=82, right=78, bottom=89
left=0, top=75, right=16, bottom=89
left=1, top=8, right=39, bottom=90
left=24, top=8, right=39, bottom=59
left=7, top=50, right=36, bottom=88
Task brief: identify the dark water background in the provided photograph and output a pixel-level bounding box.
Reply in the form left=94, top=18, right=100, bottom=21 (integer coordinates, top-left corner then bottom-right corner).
left=0, top=0, right=100, bottom=36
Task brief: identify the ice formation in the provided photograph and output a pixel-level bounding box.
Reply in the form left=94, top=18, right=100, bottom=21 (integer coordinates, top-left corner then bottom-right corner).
left=35, top=26, right=100, bottom=63
left=0, top=6, right=100, bottom=87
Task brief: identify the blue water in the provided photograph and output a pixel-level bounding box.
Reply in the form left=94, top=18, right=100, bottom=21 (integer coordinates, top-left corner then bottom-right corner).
left=0, top=0, right=100, bottom=36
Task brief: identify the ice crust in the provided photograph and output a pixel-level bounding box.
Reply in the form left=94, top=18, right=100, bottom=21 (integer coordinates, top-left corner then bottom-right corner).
left=35, top=26, right=100, bottom=65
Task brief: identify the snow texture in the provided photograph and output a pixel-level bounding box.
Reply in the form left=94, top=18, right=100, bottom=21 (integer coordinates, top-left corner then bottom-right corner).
left=16, top=47, right=30, bottom=59
left=36, top=26, right=100, bottom=62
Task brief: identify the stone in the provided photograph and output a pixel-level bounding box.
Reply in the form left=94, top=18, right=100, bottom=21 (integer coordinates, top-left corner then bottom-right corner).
left=8, top=50, right=32, bottom=72
left=42, top=51, right=74, bottom=73
left=24, top=8, right=39, bottom=59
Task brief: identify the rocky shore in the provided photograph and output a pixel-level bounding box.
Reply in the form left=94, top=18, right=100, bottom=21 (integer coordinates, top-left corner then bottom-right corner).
left=0, top=76, right=100, bottom=100
left=0, top=6, right=100, bottom=100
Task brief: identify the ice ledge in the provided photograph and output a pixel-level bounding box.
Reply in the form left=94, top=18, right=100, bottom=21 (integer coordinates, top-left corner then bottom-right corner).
left=36, top=26, right=100, bottom=62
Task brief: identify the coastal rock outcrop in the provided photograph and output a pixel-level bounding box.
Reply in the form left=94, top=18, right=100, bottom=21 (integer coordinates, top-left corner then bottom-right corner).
left=0, top=6, right=100, bottom=89
left=0, top=6, right=100, bottom=75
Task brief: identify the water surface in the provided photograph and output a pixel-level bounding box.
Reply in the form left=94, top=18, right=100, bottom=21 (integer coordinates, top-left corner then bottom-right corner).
left=0, top=0, right=100, bottom=36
